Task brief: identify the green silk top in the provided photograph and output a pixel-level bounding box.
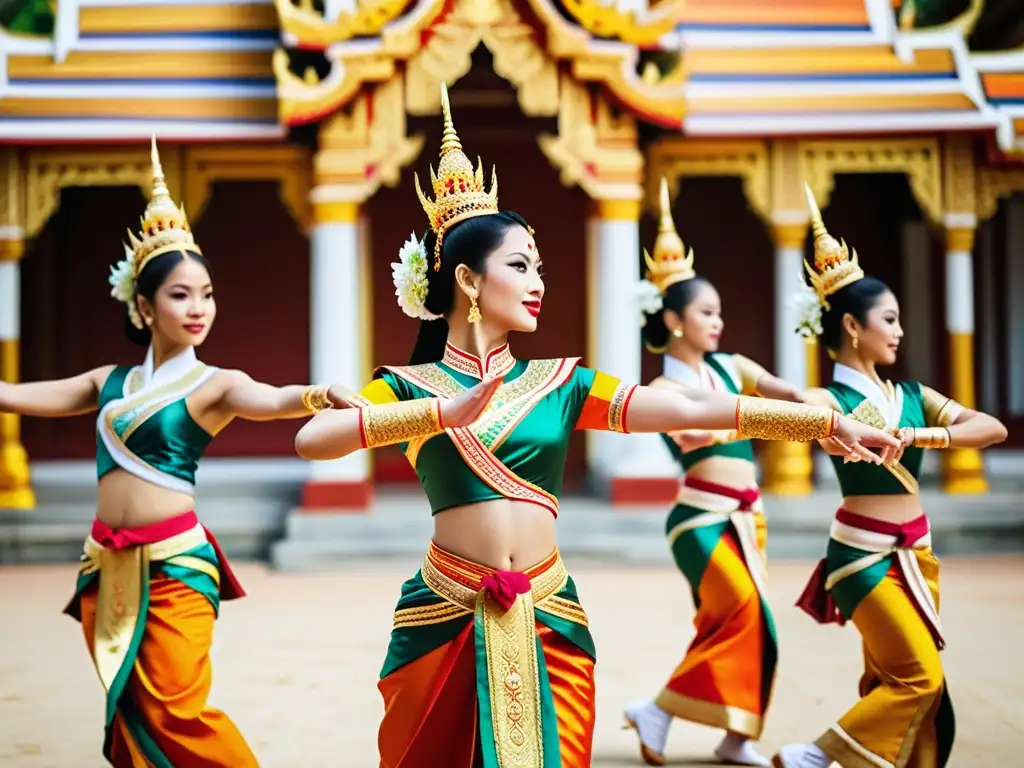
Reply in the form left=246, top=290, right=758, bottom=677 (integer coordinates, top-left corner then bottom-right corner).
left=96, top=348, right=216, bottom=495
left=358, top=343, right=636, bottom=516
left=658, top=352, right=756, bottom=470
left=811, top=363, right=963, bottom=497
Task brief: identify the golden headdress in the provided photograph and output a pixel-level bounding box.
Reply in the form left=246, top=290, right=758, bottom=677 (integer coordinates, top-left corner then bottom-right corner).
left=415, top=82, right=499, bottom=271
left=126, top=136, right=202, bottom=277
left=803, top=183, right=863, bottom=309
left=108, top=137, right=202, bottom=329
left=643, top=177, right=695, bottom=294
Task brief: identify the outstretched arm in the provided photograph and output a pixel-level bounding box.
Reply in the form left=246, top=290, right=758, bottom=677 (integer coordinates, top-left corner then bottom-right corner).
left=0, top=366, right=115, bottom=418
left=624, top=386, right=899, bottom=462
left=295, top=376, right=503, bottom=461
left=215, top=370, right=363, bottom=423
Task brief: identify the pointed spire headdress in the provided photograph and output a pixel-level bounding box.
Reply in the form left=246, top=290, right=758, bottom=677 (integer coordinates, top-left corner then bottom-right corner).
left=125, top=136, right=202, bottom=277
left=643, top=177, right=695, bottom=294
left=803, top=183, right=864, bottom=309
left=415, top=82, right=499, bottom=271
left=109, top=136, right=203, bottom=328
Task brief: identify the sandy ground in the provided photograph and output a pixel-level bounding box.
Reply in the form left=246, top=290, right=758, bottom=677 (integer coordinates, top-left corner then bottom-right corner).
left=1, top=556, right=1022, bottom=767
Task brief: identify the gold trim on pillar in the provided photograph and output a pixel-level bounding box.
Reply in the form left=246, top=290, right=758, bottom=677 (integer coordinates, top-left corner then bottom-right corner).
left=0, top=340, right=35, bottom=509
left=943, top=331, right=987, bottom=494
left=944, top=226, right=975, bottom=253
left=313, top=200, right=360, bottom=224
left=593, top=199, right=640, bottom=221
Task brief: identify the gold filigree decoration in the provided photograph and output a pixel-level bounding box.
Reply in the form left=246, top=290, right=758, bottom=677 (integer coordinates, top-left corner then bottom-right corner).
left=480, top=588, right=544, bottom=767
left=183, top=145, right=312, bottom=231
left=736, top=397, right=835, bottom=443
left=646, top=138, right=770, bottom=221
left=800, top=138, right=942, bottom=224
left=560, top=0, right=679, bottom=45
left=0, top=148, right=24, bottom=262
left=24, top=148, right=182, bottom=238
left=942, top=134, right=976, bottom=216
left=539, top=75, right=644, bottom=200
left=274, top=0, right=410, bottom=50
left=404, top=0, right=558, bottom=117
left=313, top=76, right=425, bottom=203
left=976, top=166, right=1024, bottom=221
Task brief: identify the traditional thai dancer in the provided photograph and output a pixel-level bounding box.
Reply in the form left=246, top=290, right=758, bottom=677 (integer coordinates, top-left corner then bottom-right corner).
left=294, top=83, right=900, bottom=768
left=623, top=178, right=805, bottom=768
left=0, top=138, right=353, bottom=767
left=771, top=187, right=1007, bottom=768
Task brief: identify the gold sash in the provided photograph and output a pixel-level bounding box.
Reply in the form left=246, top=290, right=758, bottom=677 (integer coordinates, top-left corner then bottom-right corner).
left=82, top=525, right=213, bottom=692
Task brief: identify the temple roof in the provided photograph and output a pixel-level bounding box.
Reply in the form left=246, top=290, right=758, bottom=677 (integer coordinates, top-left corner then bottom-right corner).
left=0, top=0, right=283, bottom=139
left=1, top=0, right=1023, bottom=158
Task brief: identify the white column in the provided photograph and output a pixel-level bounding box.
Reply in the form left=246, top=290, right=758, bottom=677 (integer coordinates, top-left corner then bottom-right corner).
left=588, top=199, right=677, bottom=503
left=761, top=217, right=814, bottom=495
left=302, top=199, right=371, bottom=510
left=942, top=212, right=986, bottom=494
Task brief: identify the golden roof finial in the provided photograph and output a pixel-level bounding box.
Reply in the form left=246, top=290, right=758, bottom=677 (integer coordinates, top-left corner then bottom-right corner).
left=803, top=183, right=864, bottom=308
left=643, top=177, right=695, bottom=294
left=415, top=82, right=499, bottom=270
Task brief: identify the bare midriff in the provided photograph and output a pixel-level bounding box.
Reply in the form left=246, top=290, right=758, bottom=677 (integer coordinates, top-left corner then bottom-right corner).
left=677, top=455, right=758, bottom=496
left=841, top=493, right=925, bottom=525
left=96, top=469, right=195, bottom=529
left=433, top=499, right=558, bottom=572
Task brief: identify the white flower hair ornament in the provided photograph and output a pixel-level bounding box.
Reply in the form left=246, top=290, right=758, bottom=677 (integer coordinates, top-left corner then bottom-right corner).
left=109, top=245, right=145, bottom=330
left=392, top=232, right=441, bottom=321
left=635, top=279, right=664, bottom=327
left=790, top=272, right=824, bottom=339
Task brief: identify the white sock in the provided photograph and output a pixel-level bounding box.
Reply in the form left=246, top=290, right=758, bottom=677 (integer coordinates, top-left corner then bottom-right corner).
left=775, top=743, right=832, bottom=768
left=714, top=733, right=770, bottom=766
left=624, top=700, right=671, bottom=755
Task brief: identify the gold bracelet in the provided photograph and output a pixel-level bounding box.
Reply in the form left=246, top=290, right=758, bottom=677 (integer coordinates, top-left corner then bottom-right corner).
left=735, top=396, right=836, bottom=442
left=302, top=385, right=333, bottom=414
left=911, top=427, right=951, bottom=449
left=359, top=398, right=444, bottom=449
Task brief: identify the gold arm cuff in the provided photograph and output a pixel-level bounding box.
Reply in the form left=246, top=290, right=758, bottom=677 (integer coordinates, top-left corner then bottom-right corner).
left=732, top=354, right=768, bottom=395
left=360, top=398, right=443, bottom=449
left=302, top=385, right=333, bottom=413
left=735, top=396, right=836, bottom=442
left=911, top=427, right=951, bottom=450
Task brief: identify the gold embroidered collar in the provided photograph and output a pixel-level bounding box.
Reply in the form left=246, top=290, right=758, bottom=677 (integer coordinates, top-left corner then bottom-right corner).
left=442, top=342, right=516, bottom=380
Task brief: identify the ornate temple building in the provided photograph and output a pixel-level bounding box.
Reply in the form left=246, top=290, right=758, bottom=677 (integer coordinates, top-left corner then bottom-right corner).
left=2, top=0, right=1024, bottom=514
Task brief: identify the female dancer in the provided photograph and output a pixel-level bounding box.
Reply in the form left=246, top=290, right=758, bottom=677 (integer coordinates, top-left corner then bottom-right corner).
left=624, top=179, right=804, bottom=767
left=294, top=84, right=900, bottom=768
left=0, top=138, right=352, bottom=767
left=771, top=187, right=1007, bottom=768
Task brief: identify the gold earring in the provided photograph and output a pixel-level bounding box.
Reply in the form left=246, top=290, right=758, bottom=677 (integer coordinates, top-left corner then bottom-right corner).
left=468, top=295, right=482, bottom=324
left=852, top=334, right=859, bottom=350
left=671, top=328, right=684, bottom=339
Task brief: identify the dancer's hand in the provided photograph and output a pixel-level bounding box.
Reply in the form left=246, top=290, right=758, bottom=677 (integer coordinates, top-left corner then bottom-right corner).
left=670, top=430, right=714, bottom=452
left=327, top=384, right=364, bottom=409
left=831, top=415, right=901, bottom=465
left=891, top=427, right=915, bottom=464
left=439, top=376, right=504, bottom=429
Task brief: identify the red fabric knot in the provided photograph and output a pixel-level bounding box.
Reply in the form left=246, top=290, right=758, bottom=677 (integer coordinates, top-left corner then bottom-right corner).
left=736, top=487, right=760, bottom=511
left=480, top=570, right=532, bottom=612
